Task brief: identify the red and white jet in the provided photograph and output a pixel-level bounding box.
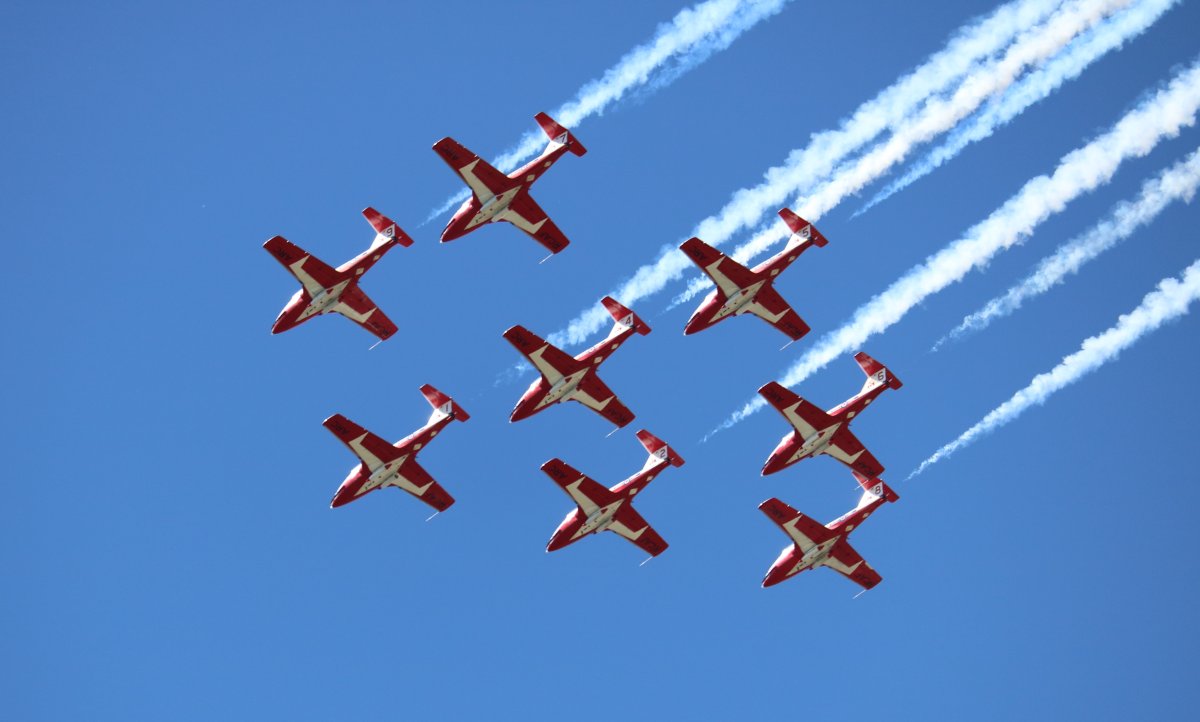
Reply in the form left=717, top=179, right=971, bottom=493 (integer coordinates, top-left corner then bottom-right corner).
left=541, top=429, right=685, bottom=558
left=433, top=112, right=586, bottom=257
left=759, top=478, right=898, bottom=590
left=264, top=207, right=412, bottom=341
left=759, top=352, right=903, bottom=484
left=504, top=296, right=650, bottom=429
left=680, top=208, right=828, bottom=342
left=323, top=385, right=469, bottom=511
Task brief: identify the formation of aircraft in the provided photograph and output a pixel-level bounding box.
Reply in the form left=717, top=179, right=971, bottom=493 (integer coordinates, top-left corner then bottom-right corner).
left=434, top=113, right=586, bottom=258
left=759, top=478, right=898, bottom=590
left=759, top=351, right=903, bottom=484
left=680, top=209, right=828, bottom=343
left=264, top=207, right=412, bottom=341
left=503, top=296, right=650, bottom=429
left=323, top=385, right=469, bottom=511
left=261, top=111, right=906, bottom=592
left=541, top=430, right=685, bottom=557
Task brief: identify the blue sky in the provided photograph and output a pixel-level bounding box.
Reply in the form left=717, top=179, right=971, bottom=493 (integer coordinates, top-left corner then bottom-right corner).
left=5, top=1, right=1200, bottom=719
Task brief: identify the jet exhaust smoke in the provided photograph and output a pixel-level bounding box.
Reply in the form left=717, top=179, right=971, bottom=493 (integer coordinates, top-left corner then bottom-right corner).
left=910, top=258, right=1200, bottom=477
left=713, top=56, right=1200, bottom=433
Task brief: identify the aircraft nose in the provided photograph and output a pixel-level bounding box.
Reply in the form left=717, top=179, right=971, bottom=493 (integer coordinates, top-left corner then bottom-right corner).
left=330, top=484, right=354, bottom=509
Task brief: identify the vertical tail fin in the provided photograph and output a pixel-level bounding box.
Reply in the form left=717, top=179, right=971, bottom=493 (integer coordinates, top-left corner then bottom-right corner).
left=636, top=429, right=685, bottom=469
left=419, top=384, right=470, bottom=422
left=851, top=470, right=899, bottom=503
left=535, top=112, right=587, bottom=157
left=601, top=296, right=651, bottom=336
left=778, top=208, right=829, bottom=248
left=362, top=207, right=414, bottom=248
left=854, top=351, right=903, bottom=391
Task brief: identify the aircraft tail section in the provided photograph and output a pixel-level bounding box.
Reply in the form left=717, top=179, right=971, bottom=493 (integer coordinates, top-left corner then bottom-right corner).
left=362, top=206, right=414, bottom=248
left=636, top=429, right=685, bottom=468
left=778, top=208, right=829, bottom=248
left=855, top=351, right=903, bottom=391
left=535, top=112, right=587, bottom=157
left=851, top=470, right=900, bottom=503
left=419, top=384, right=470, bottom=423
left=601, top=296, right=651, bottom=336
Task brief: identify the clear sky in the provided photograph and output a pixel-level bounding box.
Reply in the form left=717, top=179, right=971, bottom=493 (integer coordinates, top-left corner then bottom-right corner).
left=5, top=1, right=1200, bottom=719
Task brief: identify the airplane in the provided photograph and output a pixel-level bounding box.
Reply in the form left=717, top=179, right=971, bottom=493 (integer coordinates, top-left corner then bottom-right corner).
left=541, top=429, right=685, bottom=557
left=433, top=112, right=586, bottom=258
left=323, top=384, right=469, bottom=511
left=759, top=477, right=898, bottom=590
left=264, top=207, right=412, bottom=341
left=759, top=351, right=903, bottom=484
left=503, top=296, right=650, bottom=429
left=679, top=208, right=828, bottom=343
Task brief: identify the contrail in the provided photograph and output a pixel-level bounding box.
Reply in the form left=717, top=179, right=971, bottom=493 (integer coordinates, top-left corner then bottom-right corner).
left=551, top=0, right=1066, bottom=346
left=714, top=56, right=1200, bottom=432
left=424, top=0, right=794, bottom=223
left=934, top=145, right=1200, bottom=349
left=911, top=258, right=1200, bottom=477
left=858, top=0, right=1179, bottom=216
left=671, top=0, right=1134, bottom=309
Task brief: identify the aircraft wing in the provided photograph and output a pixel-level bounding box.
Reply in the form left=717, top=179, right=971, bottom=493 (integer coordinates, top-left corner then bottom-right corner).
left=264, top=235, right=340, bottom=296
left=432, top=137, right=516, bottom=203
left=503, top=326, right=583, bottom=384
left=825, top=540, right=882, bottom=590
left=498, top=194, right=570, bottom=255
left=825, top=426, right=885, bottom=478
left=572, top=374, right=635, bottom=428
left=323, top=414, right=404, bottom=468
left=743, top=286, right=811, bottom=341
left=680, top=237, right=757, bottom=298
left=333, top=286, right=398, bottom=341
left=609, top=506, right=668, bottom=557
left=759, top=498, right=834, bottom=548
left=392, top=456, right=455, bottom=512
left=541, top=458, right=618, bottom=515
left=758, top=381, right=835, bottom=438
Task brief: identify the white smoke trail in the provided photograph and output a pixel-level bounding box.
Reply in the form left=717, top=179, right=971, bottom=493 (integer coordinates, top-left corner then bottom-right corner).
left=911, top=258, right=1200, bottom=477
left=715, top=57, right=1200, bottom=431
left=671, top=0, right=1134, bottom=309
left=858, top=0, right=1179, bottom=216
left=424, top=0, right=794, bottom=222
left=934, top=145, right=1200, bottom=348
left=551, top=0, right=1066, bottom=346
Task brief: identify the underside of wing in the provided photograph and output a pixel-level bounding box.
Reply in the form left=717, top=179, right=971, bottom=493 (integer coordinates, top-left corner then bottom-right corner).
left=264, top=236, right=340, bottom=296
left=680, top=237, right=756, bottom=298
left=501, top=194, right=570, bottom=254
left=503, top=326, right=582, bottom=384
left=333, top=286, right=397, bottom=340
left=541, top=458, right=618, bottom=515
left=394, top=457, right=455, bottom=511
left=825, top=427, right=885, bottom=478
left=572, top=374, right=634, bottom=428
left=825, top=540, right=882, bottom=590
left=744, top=286, right=810, bottom=341
left=759, top=498, right=834, bottom=548
left=758, top=382, right=834, bottom=438
left=432, top=137, right=516, bottom=203
left=323, top=415, right=404, bottom=468
left=609, top=507, right=668, bottom=557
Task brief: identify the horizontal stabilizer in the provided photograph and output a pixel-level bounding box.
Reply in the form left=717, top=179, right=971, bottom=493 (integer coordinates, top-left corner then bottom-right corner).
left=419, top=384, right=470, bottom=422
left=601, top=296, right=651, bottom=336
left=854, top=351, right=903, bottom=390
left=535, top=112, right=587, bottom=157
left=362, top=207, right=414, bottom=247
left=778, top=208, right=829, bottom=248
left=635, top=429, right=685, bottom=467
